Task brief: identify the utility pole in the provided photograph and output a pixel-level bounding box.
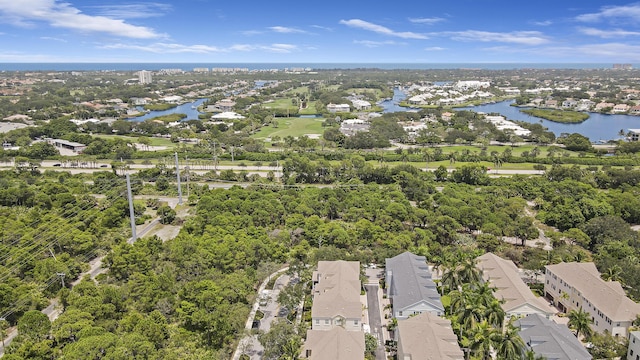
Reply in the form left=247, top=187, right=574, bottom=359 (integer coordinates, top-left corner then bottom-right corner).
left=56, top=272, right=66, bottom=288
left=126, top=172, right=137, bottom=243
left=185, top=156, right=190, bottom=199
left=175, top=152, right=183, bottom=205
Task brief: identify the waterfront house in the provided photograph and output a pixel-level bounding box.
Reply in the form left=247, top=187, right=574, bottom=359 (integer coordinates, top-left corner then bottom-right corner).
left=595, top=102, right=615, bottom=112
left=385, top=251, right=444, bottom=320
left=613, top=104, right=631, bottom=113
left=630, top=106, right=640, bottom=116
left=351, top=100, right=371, bottom=111
left=545, top=262, right=640, bottom=337
left=562, top=98, right=578, bottom=108
left=544, top=99, right=558, bottom=108
left=215, top=99, right=236, bottom=112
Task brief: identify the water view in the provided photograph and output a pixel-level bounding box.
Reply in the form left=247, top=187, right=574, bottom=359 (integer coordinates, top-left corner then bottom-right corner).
left=460, top=100, right=640, bottom=142
left=129, top=98, right=207, bottom=122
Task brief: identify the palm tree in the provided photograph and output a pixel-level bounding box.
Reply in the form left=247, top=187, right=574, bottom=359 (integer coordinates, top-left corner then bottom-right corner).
left=459, top=258, right=481, bottom=284
left=568, top=307, right=593, bottom=339
left=469, top=321, right=500, bottom=360
left=495, top=323, right=526, bottom=360
left=484, top=299, right=505, bottom=328
left=523, top=349, right=546, bottom=360
left=602, top=264, right=623, bottom=283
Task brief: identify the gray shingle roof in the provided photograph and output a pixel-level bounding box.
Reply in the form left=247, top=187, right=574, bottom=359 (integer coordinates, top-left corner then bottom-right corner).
left=396, top=312, right=464, bottom=360
left=514, top=314, right=592, bottom=360
left=385, top=252, right=443, bottom=313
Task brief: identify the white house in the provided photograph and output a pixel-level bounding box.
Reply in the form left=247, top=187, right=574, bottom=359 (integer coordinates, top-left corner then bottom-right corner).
left=629, top=331, right=640, bottom=360
left=327, top=103, right=351, bottom=113
left=545, top=262, right=640, bottom=337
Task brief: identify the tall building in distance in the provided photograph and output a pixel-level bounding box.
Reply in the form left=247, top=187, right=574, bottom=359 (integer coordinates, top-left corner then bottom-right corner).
left=138, top=70, right=152, bottom=84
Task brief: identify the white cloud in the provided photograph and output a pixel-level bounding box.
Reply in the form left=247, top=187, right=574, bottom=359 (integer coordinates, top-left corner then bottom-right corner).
left=87, top=3, right=172, bottom=19
left=269, top=26, right=306, bottom=34
left=0, top=0, right=163, bottom=38
left=578, top=27, right=640, bottom=38
left=229, top=44, right=254, bottom=51
left=311, top=25, right=333, bottom=32
left=561, top=42, right=640, bottom=60
left=424, top=46, right=445, bottom=51
left=446, top=30, right=549, bottom=45
left=101, top=42, right=222, bottom=53
left=339, top=19, right=428, bottom=39
left=409, top=17, right=445, bottom=25
left=263, top=43, right=297, bottom=53
left=531, top=20, right=552, bottom=26
left=354, top=40, right=403, bottom=48
left=41, top=36, right=67, bottom=42
left=576, top=3, right=640, bottom=22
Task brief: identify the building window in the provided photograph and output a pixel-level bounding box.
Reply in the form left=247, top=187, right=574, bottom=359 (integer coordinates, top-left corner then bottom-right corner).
left=399, top=311, right=403, bottom=317
left=316, top=319, right=319, bottom=324
left=325, top=320, right=329, bottom=324
left=354, top=320, right=358, bottom=325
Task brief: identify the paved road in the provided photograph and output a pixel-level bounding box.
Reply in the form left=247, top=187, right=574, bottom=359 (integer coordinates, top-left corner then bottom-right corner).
left=364, top=284, right=386, bottom=360
left=232, top=269, right=290, bottom=360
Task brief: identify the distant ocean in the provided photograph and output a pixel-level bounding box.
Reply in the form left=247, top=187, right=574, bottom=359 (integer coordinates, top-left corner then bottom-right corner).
left=0, top=63, right=634, bottom=72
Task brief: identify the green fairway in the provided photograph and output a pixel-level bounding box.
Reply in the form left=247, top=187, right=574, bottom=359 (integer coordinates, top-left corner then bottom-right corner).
left=252, top=117, right=325, bottom=139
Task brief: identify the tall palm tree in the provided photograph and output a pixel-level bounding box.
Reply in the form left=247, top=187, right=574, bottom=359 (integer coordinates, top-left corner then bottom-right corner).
left=459, top=258, right=481, bottom=284
left=568, top=307, right=593, bottom=339
left=495, top=324, right=526, bottom=360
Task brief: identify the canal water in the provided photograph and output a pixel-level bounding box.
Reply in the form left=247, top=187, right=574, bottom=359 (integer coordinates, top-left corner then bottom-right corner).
left=129, top=98, right=208, bottom=122
left=460, top=100, right=640, bottom=142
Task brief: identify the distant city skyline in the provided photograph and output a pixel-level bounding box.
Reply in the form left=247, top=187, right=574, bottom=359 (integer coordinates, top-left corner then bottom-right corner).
left=1, top=1, right=640, bottom=63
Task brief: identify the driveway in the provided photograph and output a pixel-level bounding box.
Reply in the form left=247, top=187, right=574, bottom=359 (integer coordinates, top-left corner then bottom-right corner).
left=233, top=271, right=291, bottom=360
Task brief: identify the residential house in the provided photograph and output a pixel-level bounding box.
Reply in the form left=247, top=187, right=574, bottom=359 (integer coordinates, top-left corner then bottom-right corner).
left=327, top=103, right=351, bottom=113
left=339, top=119, right=370, bottom=137
left=545, top=262, right=640, bottom=337
left=628, top=129, right=640, bottom=141
left=514, top=314, right=592, bottom=360
left=396, top=312, right=465, bottom=360
left=302, top=327, right=365, bottom=360
left=630, top=106, right=640, bottom=116
left=595, top=102, right=615, bottom=112
left=562, top=98, right=578, bottom=108
left=311, top=260, right=362, bottom=331
left=476, top=253, right=555, bottom=320
left=545, top=99, right=558, bottom=108
left=352, top=100, right=371, bottom=111
left=629, top=331, right=640, bottom=360
left=385, top=251, right=444, bottom=320
left=613, top=104, right=631, bottom=113
left=576, top=99, right=595, bottom=112
left=215, top=99, right=236, bottom=112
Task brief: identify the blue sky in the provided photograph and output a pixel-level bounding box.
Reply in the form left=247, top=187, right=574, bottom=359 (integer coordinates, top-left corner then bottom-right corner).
left=1, top=0, right=640, bottom=63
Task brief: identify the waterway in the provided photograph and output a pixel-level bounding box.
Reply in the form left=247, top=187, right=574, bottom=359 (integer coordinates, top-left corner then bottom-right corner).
left=460, top=100, right=640, bottom=142
left=379, top=88, right=419, bottom=113
left=128, top=98, right=207, bottom=122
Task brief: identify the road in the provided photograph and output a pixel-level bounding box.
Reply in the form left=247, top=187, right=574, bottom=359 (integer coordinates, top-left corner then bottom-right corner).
left=232, top=268, right=290, bottom=360
left=364, top=284, right=386, bottom=360
left=1, top=160, right=547, bottom=177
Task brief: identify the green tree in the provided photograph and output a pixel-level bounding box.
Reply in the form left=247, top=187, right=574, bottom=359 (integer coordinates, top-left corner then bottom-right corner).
left=18, top=310, right=51, bottom=341
left=568, top=307, right=593, bottom=339
left=258, top=319, right=301, bottom=360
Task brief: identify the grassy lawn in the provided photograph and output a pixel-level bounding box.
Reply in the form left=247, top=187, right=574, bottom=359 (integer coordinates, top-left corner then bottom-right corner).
left=252, top=117, right=326, bottom=139
left=263, top=98, right=298, bottom=110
